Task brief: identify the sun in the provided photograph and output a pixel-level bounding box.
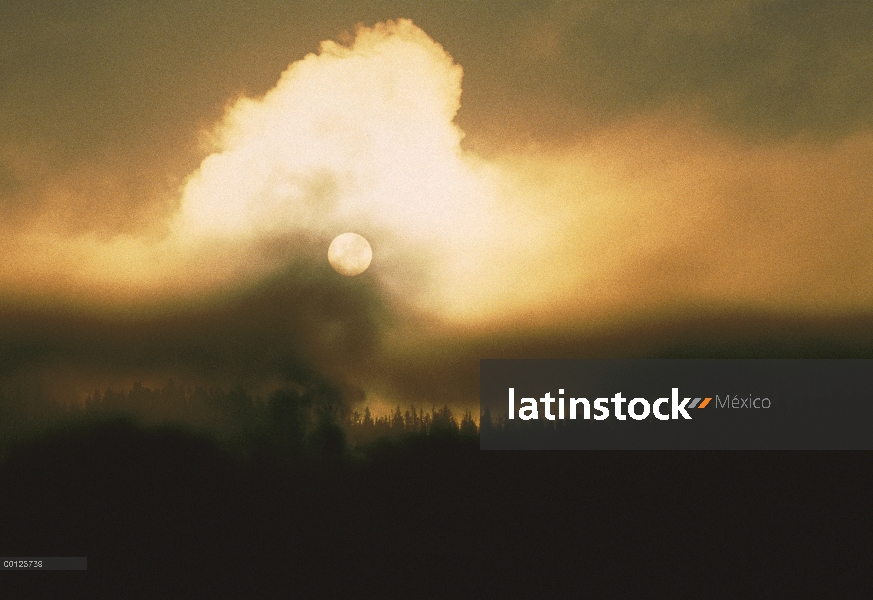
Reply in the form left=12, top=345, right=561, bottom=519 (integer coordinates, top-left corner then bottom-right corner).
left=328, top=232, right=373, bottom=276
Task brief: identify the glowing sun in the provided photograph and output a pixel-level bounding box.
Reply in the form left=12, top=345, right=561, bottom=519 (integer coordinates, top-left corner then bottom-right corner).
left=328, top=232, right=373, bottom=276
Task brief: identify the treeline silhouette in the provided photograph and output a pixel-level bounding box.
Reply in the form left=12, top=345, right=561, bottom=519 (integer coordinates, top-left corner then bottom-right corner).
left=349, top=404, right=478, bottom=442
left=0, top=379, right=479, bottom=461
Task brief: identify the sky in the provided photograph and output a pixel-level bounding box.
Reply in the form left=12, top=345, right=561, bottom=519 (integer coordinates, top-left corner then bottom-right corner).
left=1, top=1, right=872, bottom=412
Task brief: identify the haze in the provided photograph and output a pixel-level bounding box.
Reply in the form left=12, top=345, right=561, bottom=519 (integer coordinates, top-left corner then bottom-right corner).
left=1, top=1, right=871, bottom=413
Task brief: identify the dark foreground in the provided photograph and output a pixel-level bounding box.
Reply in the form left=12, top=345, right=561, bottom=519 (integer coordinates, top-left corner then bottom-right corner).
left=0, top=420, right=868, bottom=597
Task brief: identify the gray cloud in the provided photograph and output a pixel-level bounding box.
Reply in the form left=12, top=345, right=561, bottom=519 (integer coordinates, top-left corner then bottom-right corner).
left=506, top=1, right=873, bottom=139
left=0, top=235, right=390, bottom=400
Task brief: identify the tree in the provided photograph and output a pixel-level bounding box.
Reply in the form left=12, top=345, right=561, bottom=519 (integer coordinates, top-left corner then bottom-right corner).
left=431, top=405, right=459, bottom=436
left=480, top=407, right=493, bottom=433
left=391, top=405, right=404, bottom=434
left=459, top=410, right=478, bottom=437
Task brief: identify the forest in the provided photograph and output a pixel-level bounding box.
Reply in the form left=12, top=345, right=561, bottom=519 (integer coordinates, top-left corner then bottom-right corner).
left=0, top=379, right=480, bottom=465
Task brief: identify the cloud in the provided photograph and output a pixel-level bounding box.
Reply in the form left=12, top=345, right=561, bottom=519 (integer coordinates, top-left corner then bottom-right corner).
left=489, top=113, right=873, bottom=319
left=4, top=18, right=548, bottom=322
left=179, top=21, right=461, bottom=234
left=0, top=253, right=388, bottom=405
left=505, top=1, right=873, bottom=139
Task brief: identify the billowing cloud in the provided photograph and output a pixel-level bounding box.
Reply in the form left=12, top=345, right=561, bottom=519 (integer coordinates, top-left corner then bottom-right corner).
left=173, top=19, right=524, bottom=318
left=0, top=20, right=553, bottom=321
